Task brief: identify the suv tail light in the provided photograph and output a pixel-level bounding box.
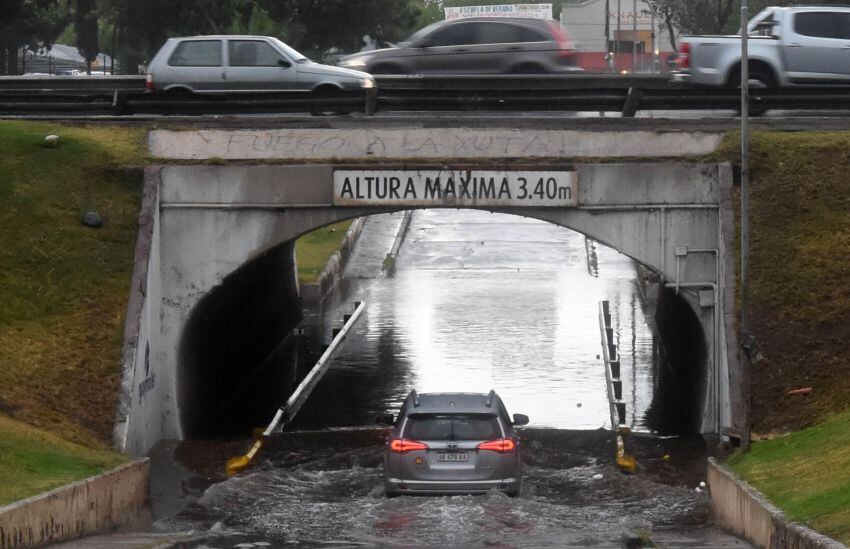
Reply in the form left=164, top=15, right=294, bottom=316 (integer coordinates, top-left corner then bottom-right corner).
left=390, top=438, right=429, bottom=453
left=476, top=438, right=516, bottom=453
left=546, top=22, right=575, bottom=57
left=145, top=74, right=154, bottom=91
left=678, top=42, right=691, bottom=70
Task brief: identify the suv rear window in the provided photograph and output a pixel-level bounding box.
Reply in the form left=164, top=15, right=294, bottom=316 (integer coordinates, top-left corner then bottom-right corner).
left=404, top=414, right=501, bottom=440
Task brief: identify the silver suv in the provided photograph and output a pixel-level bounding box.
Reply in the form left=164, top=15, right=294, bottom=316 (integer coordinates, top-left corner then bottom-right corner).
left=378, top=390, right=529, bottom=497
left=145, top=35, right=374, bottom=94
left=338, top=17, right=578, bottom=74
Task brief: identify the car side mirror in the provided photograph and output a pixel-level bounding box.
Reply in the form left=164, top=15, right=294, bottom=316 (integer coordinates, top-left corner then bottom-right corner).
left=278, top=58, right=292, bottom=68
left=512, top=413, right=529, bottom=426
left=375, top=413, right=395, bottom=426
left=416, top=39, right=434, bottom=48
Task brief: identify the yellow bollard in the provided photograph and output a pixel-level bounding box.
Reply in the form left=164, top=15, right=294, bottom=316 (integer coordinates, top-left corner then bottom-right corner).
left=615, top=434, right=637, bottom=474
left=226, top=438, right=264, bottom=476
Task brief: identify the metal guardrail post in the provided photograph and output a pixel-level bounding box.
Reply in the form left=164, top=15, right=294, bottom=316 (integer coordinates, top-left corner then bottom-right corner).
left=622, top=87, right=643, bottom=117
left=365, top=87, right=377, bottom=116
left=111, top=90, right=127, bottom=115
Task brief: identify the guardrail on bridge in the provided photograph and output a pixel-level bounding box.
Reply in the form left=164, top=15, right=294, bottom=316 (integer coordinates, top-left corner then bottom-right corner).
left=3, top=74, right=850, bottom=117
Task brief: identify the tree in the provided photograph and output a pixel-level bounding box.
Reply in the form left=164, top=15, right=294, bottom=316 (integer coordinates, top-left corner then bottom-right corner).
left=655, top=0, right=802, bottom=48
left=109, top=0, right=245, bottom=73
left=0, top=0, right=68, bottom=74
left=261, top=0, right=422, bottom=57
left=75, top=0, right=99, bottom=74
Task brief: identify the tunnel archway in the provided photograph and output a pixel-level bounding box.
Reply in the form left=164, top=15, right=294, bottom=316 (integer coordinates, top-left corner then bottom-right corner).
left=118, top=162, right=735, bottom=456
left=175, top=210, right=710, bottom=439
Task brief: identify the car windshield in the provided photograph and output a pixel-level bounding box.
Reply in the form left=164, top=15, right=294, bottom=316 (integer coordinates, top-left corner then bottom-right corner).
left=404, top=414, right=501, bottom=441
left=270, top=37, right=310, bottom=63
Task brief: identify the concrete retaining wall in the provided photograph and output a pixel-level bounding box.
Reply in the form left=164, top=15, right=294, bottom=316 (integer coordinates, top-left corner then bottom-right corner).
left=708, top=458, right=847, bottom=549
left=0, top=460, right=150, bottom=548
left=113, top=168, right=169, bottom=457
left=300, top=217, right=365, bottom=305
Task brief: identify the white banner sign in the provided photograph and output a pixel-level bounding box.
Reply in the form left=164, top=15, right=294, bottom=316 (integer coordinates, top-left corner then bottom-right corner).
left=333, top=170, right=577, bottom=207
left=444, top=3, right=553, bottom=20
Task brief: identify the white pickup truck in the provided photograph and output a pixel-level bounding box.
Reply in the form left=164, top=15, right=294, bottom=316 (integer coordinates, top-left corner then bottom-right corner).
left=675, top=6, right=850, bottom=88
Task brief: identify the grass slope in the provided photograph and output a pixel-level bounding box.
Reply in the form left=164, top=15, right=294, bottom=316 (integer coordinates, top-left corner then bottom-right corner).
left=0, top=414, right=125, bottom=506
left=728, top=410, right=850, bottom=544
left=0, top=121, right=146, bottom=448
left=712, top=131, right=850, bottom=432
left=711, top=131, right=850, bottom=544
left=0, top=121, right=357, bottom=504
left=295, top=221, right=354, bottom=283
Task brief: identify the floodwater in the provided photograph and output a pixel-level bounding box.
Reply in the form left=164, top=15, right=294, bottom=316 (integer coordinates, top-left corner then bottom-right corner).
left=99, top=210, right=748, bottom=548
left=294, top=209, right=664, bottom=433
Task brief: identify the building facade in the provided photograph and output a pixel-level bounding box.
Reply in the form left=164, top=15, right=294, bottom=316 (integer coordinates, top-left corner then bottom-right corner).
left=560, top=0, right=680, bottom=72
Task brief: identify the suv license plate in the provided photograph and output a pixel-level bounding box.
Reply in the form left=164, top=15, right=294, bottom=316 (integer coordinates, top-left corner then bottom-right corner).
left=437, top=452, right=468, bottom=462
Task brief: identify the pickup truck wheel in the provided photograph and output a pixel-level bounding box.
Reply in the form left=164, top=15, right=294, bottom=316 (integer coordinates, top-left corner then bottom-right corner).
left=729, top=68, right=775, bottom=116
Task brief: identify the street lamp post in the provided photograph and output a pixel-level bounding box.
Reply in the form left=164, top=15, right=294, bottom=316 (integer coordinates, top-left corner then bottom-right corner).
left=632, top=0, right=638, bottom=71
left=605, top=0, right=612, bottom=72
left=740, top=0, right=752, bottom=452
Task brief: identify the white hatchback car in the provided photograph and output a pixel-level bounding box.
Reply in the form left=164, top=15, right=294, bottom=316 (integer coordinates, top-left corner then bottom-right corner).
left=145, top=35, right=374, bottom=95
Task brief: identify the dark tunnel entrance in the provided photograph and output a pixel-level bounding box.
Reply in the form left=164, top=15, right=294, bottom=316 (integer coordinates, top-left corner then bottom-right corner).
left=644, top=285, right=708, bottom=434
left=178, top=240, right=303, bottom=438
left=176, top=211, right=712, bottom=440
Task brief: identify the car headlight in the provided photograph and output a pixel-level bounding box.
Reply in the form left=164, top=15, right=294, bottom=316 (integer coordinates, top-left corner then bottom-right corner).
left=341, top=57, right=367, bottom=68
left=361, top=78, right=375, bottom=89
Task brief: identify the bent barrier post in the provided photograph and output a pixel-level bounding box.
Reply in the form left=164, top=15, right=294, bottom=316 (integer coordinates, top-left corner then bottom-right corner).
left=0, top=460, right=150, bottom=548
left=708, top=458, right=847, bottom=549
left=598, top=301, right=636, bottom=473
left=227, top=301, right=367, bottom=475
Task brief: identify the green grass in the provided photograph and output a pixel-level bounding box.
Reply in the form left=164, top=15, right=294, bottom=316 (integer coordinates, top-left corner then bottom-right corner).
left=727, top=410, right=850, bottom=544
left=295, top=221, right=354, bottom=283
left=0, top=414, right=127, bottom=506
left=710, top=131, right=850, bottom=325
left=0, top=121, right=147, bottom=448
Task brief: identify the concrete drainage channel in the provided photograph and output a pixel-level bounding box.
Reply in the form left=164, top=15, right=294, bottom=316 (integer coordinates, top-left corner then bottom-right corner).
left=708, top=459, right=848, bottom=549
left=0, top=460, right=150, bottom=548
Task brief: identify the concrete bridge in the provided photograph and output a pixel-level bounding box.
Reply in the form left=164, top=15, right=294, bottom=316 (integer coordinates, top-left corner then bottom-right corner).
left=115, top=119, right=739, bottom=456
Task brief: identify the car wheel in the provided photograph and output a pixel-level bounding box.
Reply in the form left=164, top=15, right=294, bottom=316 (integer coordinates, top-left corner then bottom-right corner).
left=729, top=66, right=775, bottom=116
left=163, top=86, right=193, bottom=97
left=310, top=86, right=350, bottom=116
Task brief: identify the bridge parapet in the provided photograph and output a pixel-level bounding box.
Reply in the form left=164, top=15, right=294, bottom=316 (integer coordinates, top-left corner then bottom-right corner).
left=149, top=127, right=722, bottom=161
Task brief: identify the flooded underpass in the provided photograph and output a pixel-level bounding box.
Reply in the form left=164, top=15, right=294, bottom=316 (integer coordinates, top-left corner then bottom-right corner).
left=93, top=210, right=749, bottom=548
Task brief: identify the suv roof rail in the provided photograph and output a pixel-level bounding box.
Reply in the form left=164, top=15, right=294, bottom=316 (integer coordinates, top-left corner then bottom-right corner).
left=411, top=389, right=420, bottom=407
left=485, top=389, right=496, bottom=408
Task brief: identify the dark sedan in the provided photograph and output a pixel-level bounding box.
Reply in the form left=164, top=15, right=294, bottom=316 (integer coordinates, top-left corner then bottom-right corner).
left=338, top=17, right=579, bottom=75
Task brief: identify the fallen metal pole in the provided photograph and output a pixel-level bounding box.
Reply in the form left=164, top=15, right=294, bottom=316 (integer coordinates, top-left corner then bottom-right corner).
left=227, top=301, right=366, bottom=475
left=598, top=300, right=636, bottom=473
